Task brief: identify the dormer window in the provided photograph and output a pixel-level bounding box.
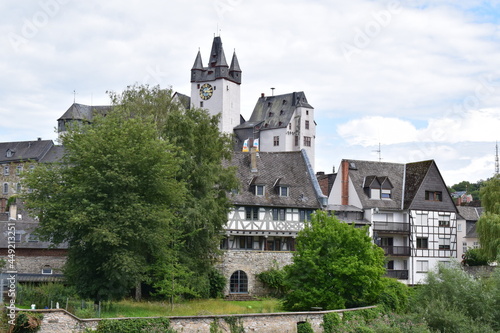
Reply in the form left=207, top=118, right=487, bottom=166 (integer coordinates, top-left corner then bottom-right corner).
left=364, top=176, right=393, bottom=200
left=279, top=186, right=289, bottom=197
left=255, top=185, right=265, bottom=196
left=6, top=149, right=15, bottom=158
left=282, top=100, right=287, bottom=105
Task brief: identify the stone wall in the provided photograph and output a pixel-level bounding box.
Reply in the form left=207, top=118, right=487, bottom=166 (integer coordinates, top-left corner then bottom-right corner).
left=14, top=249, right=66, bottom=275
left=13, top=306, right=376, bottom=333
left=217, top=250, right=293, bottom=296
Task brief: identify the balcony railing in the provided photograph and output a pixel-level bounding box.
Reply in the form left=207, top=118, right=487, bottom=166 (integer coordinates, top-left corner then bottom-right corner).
left=373, top=221, right=409, bottom=233
left=385, top=270, right=409, bottom=280
left=380, top=245, right=410, bottom=256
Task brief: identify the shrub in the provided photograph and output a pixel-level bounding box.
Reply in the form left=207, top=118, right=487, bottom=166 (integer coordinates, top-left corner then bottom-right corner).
left=12, top=312, right=43, bottom=333
left=377, top=278, right=410, bottom=313
left=462, top=248, right=489, bottom=266
left=208, top=268, right=226, bottom=299
left=297, top=321, right=314, bottom=333
left=96, top=317, right=175, bottom=333
left=322, top=312, right=342, bottom=333
left=256, top=265, right=288, bottom=298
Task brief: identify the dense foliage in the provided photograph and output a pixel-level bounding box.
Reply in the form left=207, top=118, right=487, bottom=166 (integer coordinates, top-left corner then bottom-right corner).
left=283, top=211, right=386, bottom=311
left=477, top=174, right=500, bottom=261
left=256, top=264, right=288, bottom=297
left=22, top=85, right=237, bottom=302
left=94, top=317, right=175, bottom=333
left=412, top=262, right=500, bottom=332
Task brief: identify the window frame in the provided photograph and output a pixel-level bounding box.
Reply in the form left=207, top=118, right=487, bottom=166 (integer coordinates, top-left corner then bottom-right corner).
left=255, top=185, right=265, bottom=196
left=416, top=237, right=428, bottom=249
left=303, top=136, right=311, bottom=147
left=425, top=190, right=443, bottom=201
left=273, top=136, right=279, bottom=146
left=416, top=260, right=429, bottom=272
left=438, top=237, right=451, bottom=250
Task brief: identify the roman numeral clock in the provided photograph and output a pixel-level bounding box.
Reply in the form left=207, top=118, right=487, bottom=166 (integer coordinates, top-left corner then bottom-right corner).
left=199, top=83, right=213, bottom=100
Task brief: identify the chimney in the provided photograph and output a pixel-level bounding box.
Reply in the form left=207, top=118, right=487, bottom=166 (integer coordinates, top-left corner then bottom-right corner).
left=250, top=147, right=258, bottom=172
left=341, top=160, right=349, bottom=205
left=261, top=93, right=265, bottom=97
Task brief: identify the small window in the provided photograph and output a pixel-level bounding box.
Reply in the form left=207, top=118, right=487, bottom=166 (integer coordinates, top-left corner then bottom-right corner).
left=305, top=120, right=309, bottom=130
left=306, top=110, right=309, bottom=115
left=381, top=189, right=391, bottom=199
left=197, top=84, right=200, bottom=89
left=267, top=102, right=272, bottom=107
left=416, top=260, right=429, bottom=272
left=42, top=265, right=53, bottom=275
left=294, top=136, right=299, bottom=146
left=416, top=237, right=428, bottom=249
left=299, top=209, right=313, bottom=222
left=282, top=100, right=287, bottom=105
left=370, top=189, right=380, bottom=199
left=439, top=237, right=451, bottom=250
left=245, top=207, right=259, bottom=220
left=457, top=223, right=462, bottom=232
left=16, top=183, right=21, bottom=193
left=16, top=165, right=23, bottom=175
left=438, top=215, right=450, bottom=227
left=425, top=191, right=443, bottom=201
left=6, top=150, right=15, bottom=158
left=280, top=110, right=284, bottom=115
left=200, top=101, right=203, bottom=107
left=255, top=185, right=265, bottom=196
left=3, top=183, right=8, bottom=194
left=272, top=208, right=286, bottom=221
left=238, top=236, right=253, bottom=250
left=15, top=232, right=21, bottom=243
left=304, top=136, right=311, bottom=147
left=3, top=165, right=9, bottom=176
left=269, top=112, right=274, bottom=117
left=273, top=136, right=279, bottom=146
left=213, top=86, right=216, bottom=90
left=28, top=234, right=39, bottom=242
left=288, top=123, right=292, bottom=130
left=279, top=186, right=288, bottom=197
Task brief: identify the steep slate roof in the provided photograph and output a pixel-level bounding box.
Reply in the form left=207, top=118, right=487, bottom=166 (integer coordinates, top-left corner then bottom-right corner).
left=58, top=103, right=111, bottom=122
left=0, top=139, right=54, bottom=163
left=457, top=206, right=482, bottom=221
left=345, top=159, right=405, bottom=210
left=403, top=160, right=434, bottom=209
left=226, top=151, right=324, bottom=209
left=236, top=92, right=312, bottom=131
left=39, top=145, right=65, bottom=163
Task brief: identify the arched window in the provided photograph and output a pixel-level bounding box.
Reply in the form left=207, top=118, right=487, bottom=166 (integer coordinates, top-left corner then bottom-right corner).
left=230, top=270, right=248, bottom=294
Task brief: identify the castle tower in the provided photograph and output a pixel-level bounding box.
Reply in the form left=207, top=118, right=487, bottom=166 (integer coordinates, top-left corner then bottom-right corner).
left=190, top=37, right=242, bottom=134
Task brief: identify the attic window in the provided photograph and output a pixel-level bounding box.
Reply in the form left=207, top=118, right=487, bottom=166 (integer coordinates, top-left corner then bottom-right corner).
left=280, top=110, right=284, bottom=115
left=278, top=121, right=283, bottom=126
left=255, top=185, right=265, bottom=196
left=279, top=186, right=289, bottom=197
left=267, top=102, right=272, bottom=107
left=364, top=176, right=393, bottom=200
left=349, top=162, right=357, bottom=170
left=269, top=112, right=274, bottom=117
left=264, top=123, right=268, bottom=128
left=6, top=149, right=15, bottom=158
left=425, top=191, right=442, bottom=202
left=306, top=110, right=309, bottom=115
left=282, top=100, right=287, bottom=105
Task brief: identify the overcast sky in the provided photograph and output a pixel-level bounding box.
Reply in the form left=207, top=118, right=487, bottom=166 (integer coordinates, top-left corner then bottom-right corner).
left=1, top=0, right=499, bottom=186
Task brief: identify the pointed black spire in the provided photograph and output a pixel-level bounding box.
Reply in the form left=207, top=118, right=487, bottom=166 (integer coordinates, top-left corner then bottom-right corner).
left=229, top=50, right=242, bottom=84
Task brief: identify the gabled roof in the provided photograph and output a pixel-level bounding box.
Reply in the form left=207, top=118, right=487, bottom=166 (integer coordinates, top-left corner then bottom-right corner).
left=403, top=160, right=433, bottom=209
left=172, top=92, right=191, bottom=110
left=58, top=103, right=111, bottom=122
left=0, top=139, right=54, bottom=163
left=226, top=151, right=324, bottom=209
left=342, top=159, right=405, bottom=210
left=238, top=91, right=313, bottom=131
left=457, top=206, right=483, bottom=221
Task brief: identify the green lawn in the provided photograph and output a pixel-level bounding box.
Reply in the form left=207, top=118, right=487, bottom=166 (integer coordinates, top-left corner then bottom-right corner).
left=75, top=298, right=283, bottom=318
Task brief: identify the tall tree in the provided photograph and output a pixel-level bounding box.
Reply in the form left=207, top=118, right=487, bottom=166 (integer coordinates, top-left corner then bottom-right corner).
left=283, top=211, right=386, bottom=311
left=23, top=108, right=186, bottom=302
left=477, top=175, right=500, bottom=261
left=108, top=84, right=238, bottom=297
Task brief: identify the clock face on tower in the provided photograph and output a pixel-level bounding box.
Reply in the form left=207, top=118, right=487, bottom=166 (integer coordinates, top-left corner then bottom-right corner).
left=199, top=83, right=213, bottom=100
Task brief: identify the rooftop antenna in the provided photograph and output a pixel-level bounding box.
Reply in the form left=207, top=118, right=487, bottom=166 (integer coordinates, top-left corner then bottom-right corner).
left=373, top=142, right=382, bottom=162
left=495, top=141, right=499, bottom=175
left=73, top=90, right=77, bottom=103
left=271, top=87, right=275, bottom=96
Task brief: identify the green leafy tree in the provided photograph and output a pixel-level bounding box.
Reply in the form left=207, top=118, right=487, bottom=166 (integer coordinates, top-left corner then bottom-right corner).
left=108, top=84, right=238, bottom=298
left=283, top=211, right=386, bottom=311
left=476, top=175, right=500, bottom=261
left=23, top=108, right=186, bottom=303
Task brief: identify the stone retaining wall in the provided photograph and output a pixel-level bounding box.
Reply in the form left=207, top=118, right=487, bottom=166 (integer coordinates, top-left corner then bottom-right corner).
left=14, top=306, right=376, bottom=333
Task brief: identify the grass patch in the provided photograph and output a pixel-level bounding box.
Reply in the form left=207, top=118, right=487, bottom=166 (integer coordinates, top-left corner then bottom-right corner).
left=80, top=298, right=283, bottom=318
